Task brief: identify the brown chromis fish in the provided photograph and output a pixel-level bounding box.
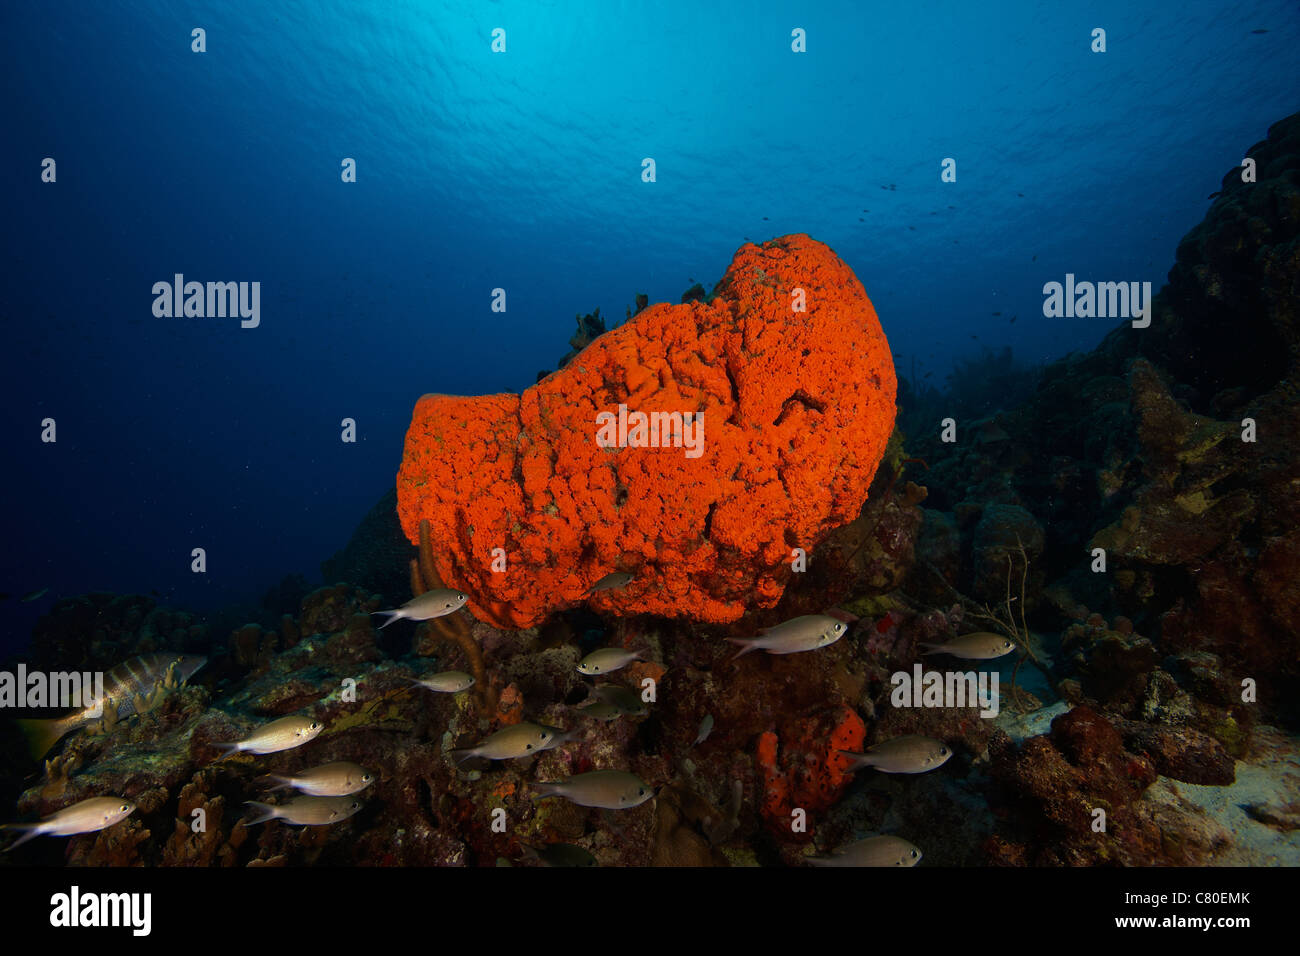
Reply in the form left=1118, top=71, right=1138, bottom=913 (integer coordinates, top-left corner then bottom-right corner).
left=531, top=770, right=653, bottom=809
left=591, top=684, right=648, bottom=716
left=586, top=571, right=633, bottom=595
left=449, top=722, right=559, bottom=763
left=727, top=614, right=847, bottom=660
left=214, top=715, right=323, bottom=759
left=521, top=843, right=598, bottom=867
left=16, top=653, right=207, bottom=759
left=577, top=648, right=642, bottom=676
left=838, top=735, right=952, bottom=774
left=244, top=795, right=364, bottom=826
left=375, top=588, right=468, bottom=629
left=693, top=714, right=714, bottom=746
left=2, top=796, right=136, bottom=850
left=920, top=631, right=1016, bottom=660
left=807, top=835, right=922, bottom=867
left=265, top=761, right=374, bottom=796
left=409, top=670, right=475, bottom=693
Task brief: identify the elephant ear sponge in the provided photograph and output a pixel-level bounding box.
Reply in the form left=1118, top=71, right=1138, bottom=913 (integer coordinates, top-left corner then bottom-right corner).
left=396, top=234, right=896, bottom=629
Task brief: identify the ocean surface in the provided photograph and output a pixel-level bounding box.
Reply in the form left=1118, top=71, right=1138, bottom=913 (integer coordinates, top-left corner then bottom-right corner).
left=2, top=0, right=1297, bottom=653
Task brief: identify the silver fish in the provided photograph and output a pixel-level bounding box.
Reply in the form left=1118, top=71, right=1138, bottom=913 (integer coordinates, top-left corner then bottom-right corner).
left=586, top=572, right=633, bottom=595
left=575, top=700, right=623, bottom=722
left=577, top=648, right=642, bottom=676
left=920, top=631, right=1016, bottom=660
left=409, top=670, right=475, bottom=693
left=838, top=735, right=952, bottom=774
left=20, top=587, right=49, bottom=603
left=693, top=714, right=715, bottom=746
left=532, top=770, right=654, bottom=809
left=375, top=588, right=468, bottom=629
left=727, top=614, right=847, bottom=660
left=807, top=835, right=923, bottom=867
left=3, top=796, right=136, bottom=850
left=215, top=715, right=323, bottom=758
left=592, top=684, right=648, bottom=716
left=16, top=652, right=208, bottom=759
left=449, top=722, right=557, bottom=763
left=245, top=795, right=364, bottom=826
left=265, top=761, right=374, bottom=796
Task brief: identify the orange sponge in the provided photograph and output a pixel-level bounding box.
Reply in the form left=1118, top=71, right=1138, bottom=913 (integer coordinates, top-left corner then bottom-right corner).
left=396, top=234, right=896, bottom=629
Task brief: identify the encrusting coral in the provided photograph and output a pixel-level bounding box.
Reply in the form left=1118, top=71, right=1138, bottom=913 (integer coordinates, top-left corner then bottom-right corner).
left=396, top=234, right=897, bottom=629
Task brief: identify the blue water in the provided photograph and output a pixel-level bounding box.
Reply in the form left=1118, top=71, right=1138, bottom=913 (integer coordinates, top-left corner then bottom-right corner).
left=2, top=0, right=1297, bottom=648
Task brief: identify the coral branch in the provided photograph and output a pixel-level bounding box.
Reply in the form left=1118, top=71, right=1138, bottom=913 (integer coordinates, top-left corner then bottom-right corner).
left=410, top=519, right=494, bottom=715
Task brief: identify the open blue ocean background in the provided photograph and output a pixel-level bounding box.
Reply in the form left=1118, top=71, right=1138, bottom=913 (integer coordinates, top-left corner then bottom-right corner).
left=2, top=0, right=1296, bottom=654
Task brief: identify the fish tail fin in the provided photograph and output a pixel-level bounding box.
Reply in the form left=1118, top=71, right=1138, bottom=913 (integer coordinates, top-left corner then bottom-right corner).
left=243, top=801, right=279, bottom=826
left=263, top=775, right=293, bottom=793
left=725, top=638, right=757, bottom=661
left=211, top=742, right=243, bottom=763
left=375, top=611, right=402, bottom=630
left=1, top=823, right=45, bottom=851
left=530, top=783, right=561, bottom=802
left=918, top=643, right=939, bottom=655
left=447, top=748, right=478, bottom=766
left=835, top=750, right=868, bottom=771
left=15, top=718, right=71, bottom=762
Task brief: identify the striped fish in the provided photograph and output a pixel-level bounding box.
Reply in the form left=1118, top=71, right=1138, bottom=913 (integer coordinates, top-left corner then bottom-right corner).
left=16, top=652, right=207, bottom=759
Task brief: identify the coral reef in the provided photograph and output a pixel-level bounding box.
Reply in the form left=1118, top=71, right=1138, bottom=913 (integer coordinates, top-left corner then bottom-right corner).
left=396, top=234, right=897, bottom=629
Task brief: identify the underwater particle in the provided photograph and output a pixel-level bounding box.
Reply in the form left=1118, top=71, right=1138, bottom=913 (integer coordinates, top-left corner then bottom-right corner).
left=919, top=631, right=1015, bottom=660
left=16, top=652, right=208, bottom=759
left=586, top=571, right=633, bottom=595
left=577, top=647, right=642, bottom=675
left=2, top=796, right=136, bottom=850
left=726, top=614, right=847, bottom=660
left=214, top=715, right=324, bottom=759
left=396, top=234, right=898, bottom=629
left=806, top=835, right=922, bottom=867
left=408, top=670, right=475, bottom=693
left=374, top=588, right=467, bottom=629
left=531, top=770, right=653, bottom=809
left=244, top=795, right=364, bottom=826
left=449, top=722, right=557, bottom=763
left=264, top=761, right=374, bottom=796
left=837, top=735, right=951, bottom=774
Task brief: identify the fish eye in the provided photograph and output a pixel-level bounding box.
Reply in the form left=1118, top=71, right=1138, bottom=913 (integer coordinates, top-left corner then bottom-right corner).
left=835, top=623, right=845, bottom=633
left=120, top=804, right=129, bottom=812
left=940, top=747, right=949, bottom=756
left=910, top=850, right=919, bottom=858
